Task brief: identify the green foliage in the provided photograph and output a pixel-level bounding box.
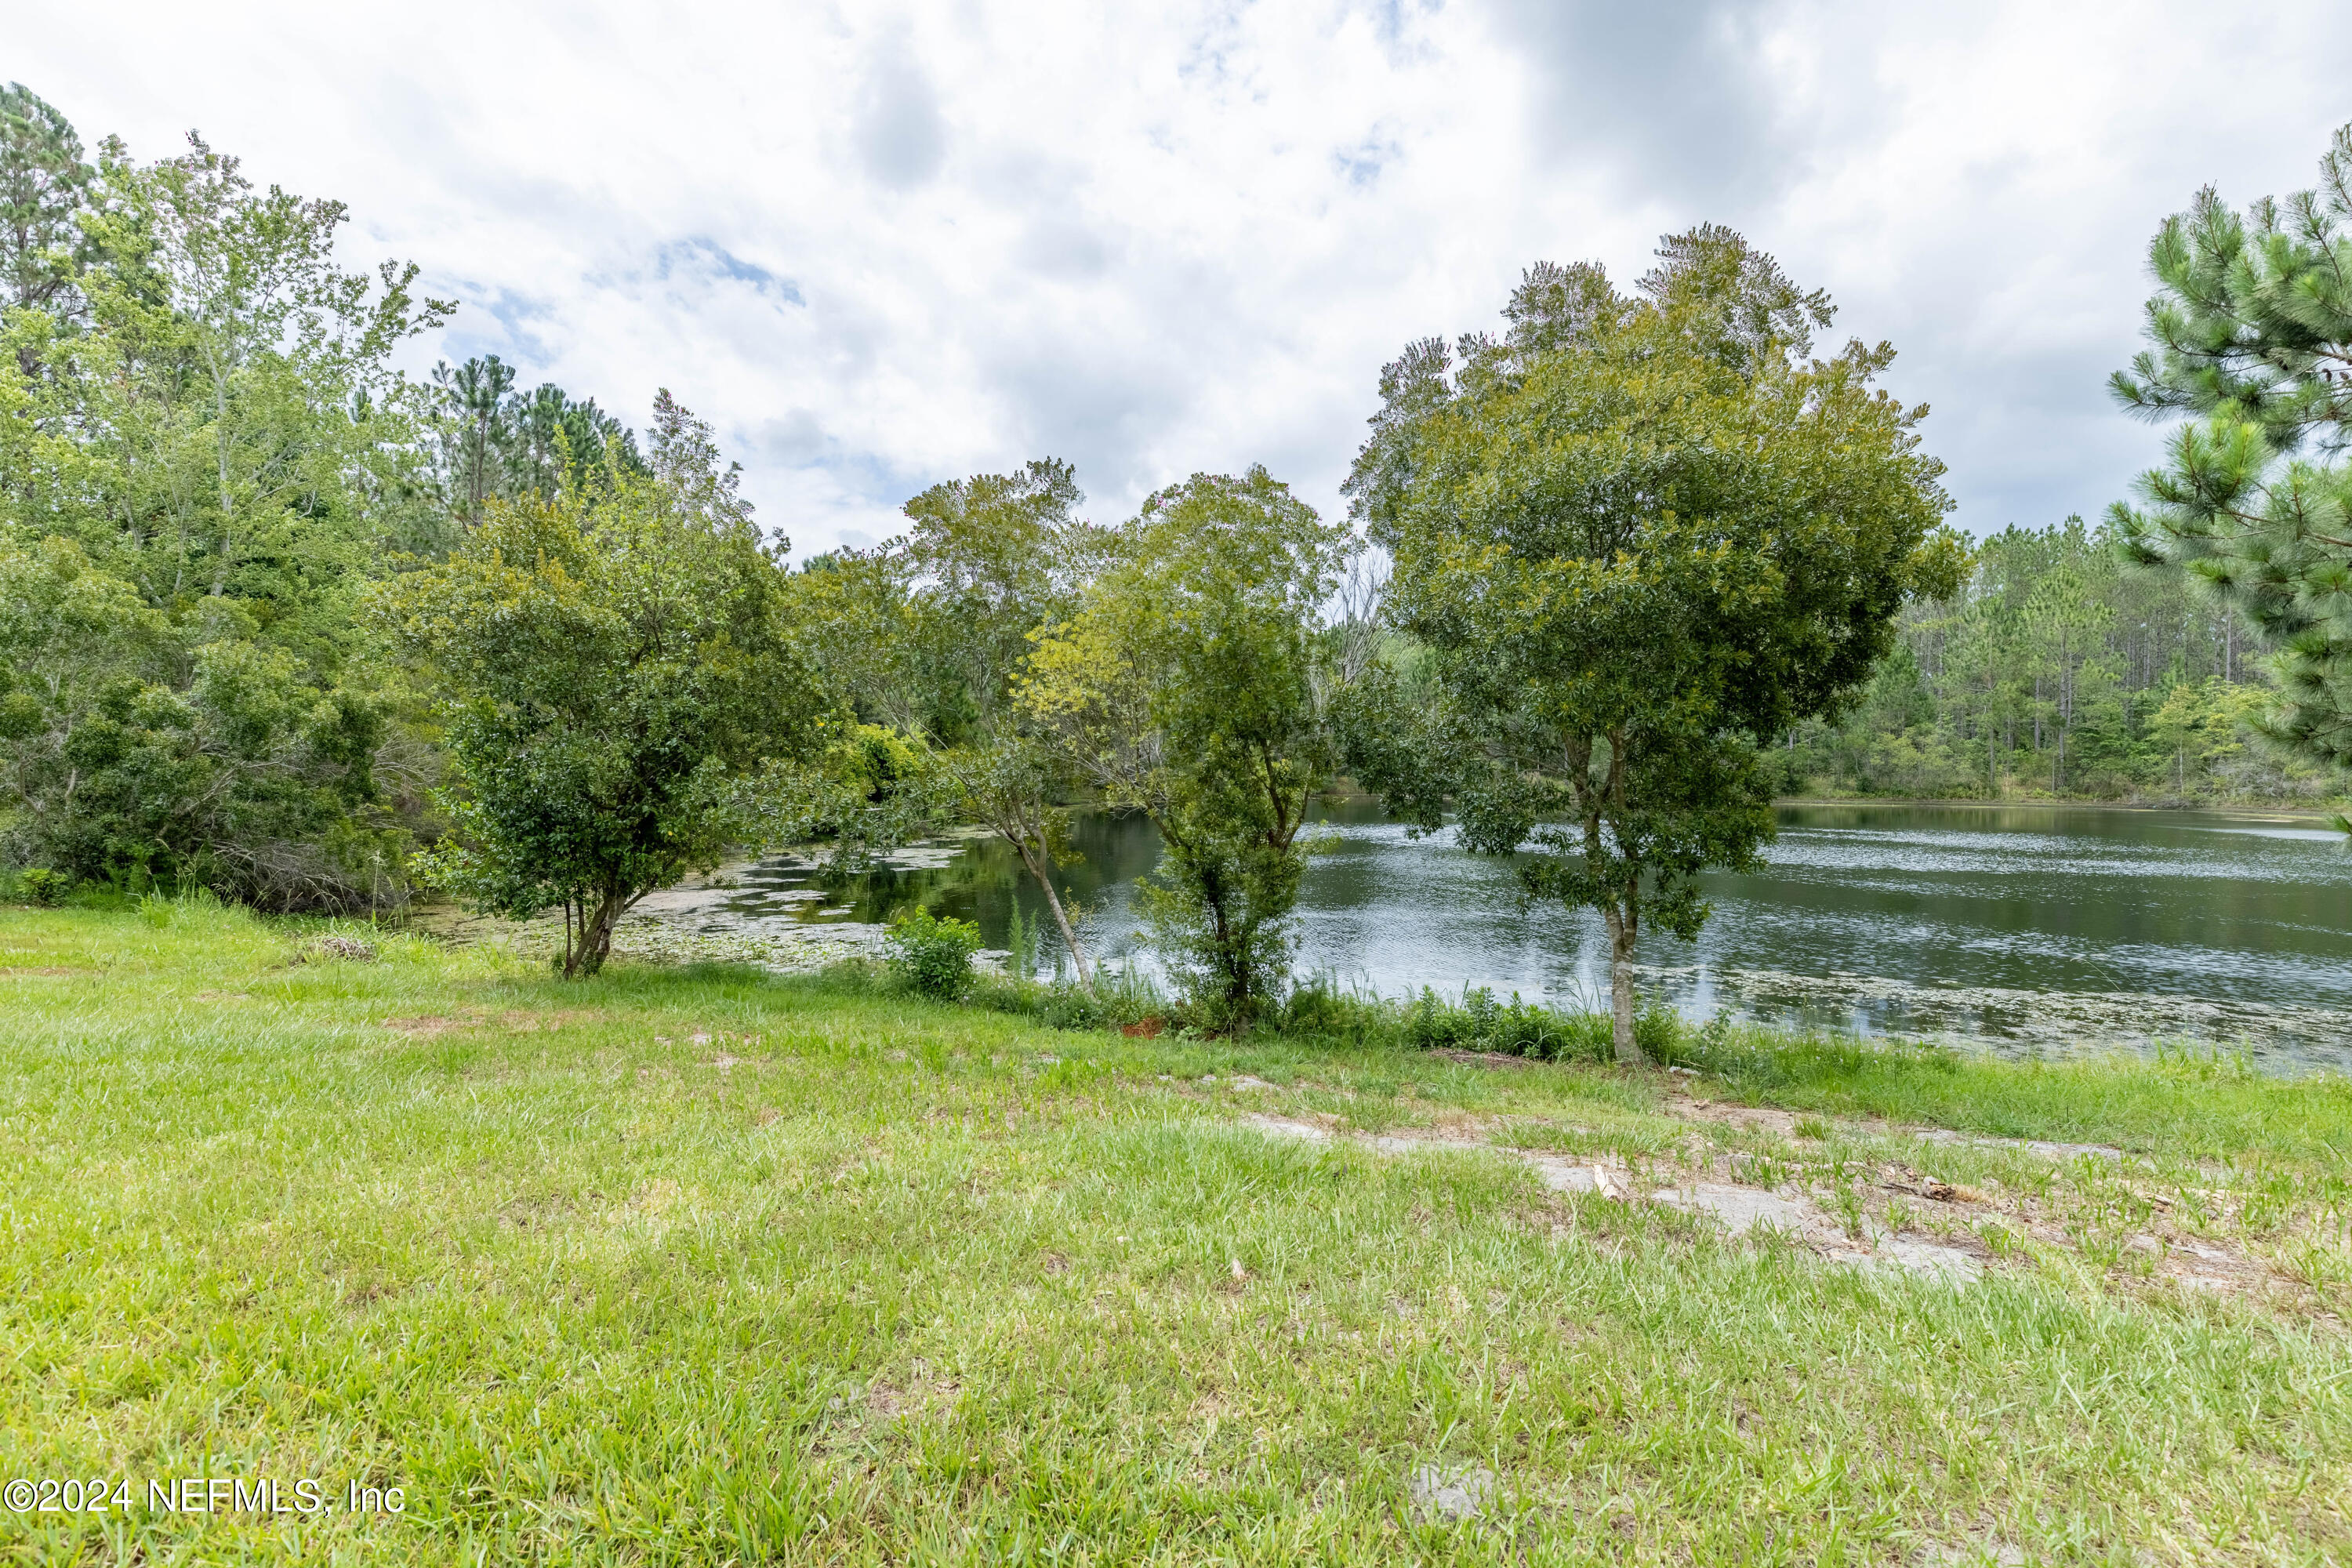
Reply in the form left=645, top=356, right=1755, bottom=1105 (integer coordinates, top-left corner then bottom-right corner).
left=0, top=111, right=454, bottom=910
left=0, top=535, right=404, bottom=907
left=379, top=404, right=824, bottom=977
left=0, top=82, right=94, bottom=319
left=1347, top=229, right=1957, bottom=1062
left=13, top=866, right=65, bottom=904
left=428, top=353, right=646, bottom=532
left=883, top=906, right=981, bottom=999
left=1652, top=1011, right=1962, bottom=1094
left=1781, top=517, right=2321, bottom=803
left=1005, top=902, right=1036, bottom=981
left=2, top=130, right=451, bottom=639
left=739, top=721, right=953, bottom=876
left=1023, top=467, right=1353, bottom=1033
left=804, top=460, right=1109, bottom=988
left=2110, top=121, right=2352, bottom=798
left=1392, top=985, right=1610, bottom=1061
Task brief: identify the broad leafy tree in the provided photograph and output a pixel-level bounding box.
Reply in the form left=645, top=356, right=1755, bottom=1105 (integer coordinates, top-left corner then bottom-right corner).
left=1024, top=467, right=1351, bottom=1030
left=892, top=460, right=1111, bottom=986
left=380, top=399, right=824, bottom=976
left=788, top=461, right=1113, bottom=985
left=1345, top=229, right=1959, bottom=1063
left=2111, top=122, right=2352, bottom=810
left=2, top=132, right=449, bottom=644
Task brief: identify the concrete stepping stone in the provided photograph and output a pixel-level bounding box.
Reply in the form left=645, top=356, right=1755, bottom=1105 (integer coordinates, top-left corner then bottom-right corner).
left=1239, top=1114, right=1982, bottom=1285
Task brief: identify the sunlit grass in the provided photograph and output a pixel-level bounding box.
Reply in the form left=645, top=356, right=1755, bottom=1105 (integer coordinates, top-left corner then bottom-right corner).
left=2, top=904, right=2347, bottom=1564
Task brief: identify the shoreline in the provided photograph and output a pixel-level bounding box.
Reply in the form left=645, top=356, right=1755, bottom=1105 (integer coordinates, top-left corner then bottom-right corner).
left=1771, top=794, right=2343, bottom=825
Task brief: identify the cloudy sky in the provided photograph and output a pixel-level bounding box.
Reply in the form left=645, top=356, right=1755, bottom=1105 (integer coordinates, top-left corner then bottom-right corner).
left=14, top=2, right=2351, bottom=554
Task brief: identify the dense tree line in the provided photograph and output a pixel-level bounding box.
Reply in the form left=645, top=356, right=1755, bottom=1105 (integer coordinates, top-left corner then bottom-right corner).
left=1792, top=122, right=2352, bottom=812
left=0, top=88, right=668, bottom=912
left=3, top=82, right=2345, bottom=1046
left=1782, top=517, right=2310, bottom=802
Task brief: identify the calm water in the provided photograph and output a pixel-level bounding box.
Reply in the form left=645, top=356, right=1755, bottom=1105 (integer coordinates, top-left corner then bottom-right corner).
left=720, top=801, right=2352, bottom=1073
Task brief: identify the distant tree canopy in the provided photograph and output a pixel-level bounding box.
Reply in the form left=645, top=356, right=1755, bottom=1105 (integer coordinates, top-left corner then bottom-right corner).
left=1777, top=515, right=2296, bottom=804
left=2111, top=121, right=2352, bottom=810
left=1344, top=227, right=1961, bottom=1062
left=430, top=352, right=645, bottom=532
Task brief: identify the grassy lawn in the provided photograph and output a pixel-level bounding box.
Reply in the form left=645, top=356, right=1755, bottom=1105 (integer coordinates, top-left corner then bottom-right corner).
left=3, top=904, right=2348, bottom=1564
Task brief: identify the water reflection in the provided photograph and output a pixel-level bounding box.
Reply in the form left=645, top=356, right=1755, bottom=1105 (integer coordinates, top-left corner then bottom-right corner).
left=715, top=800, right=2352, bottom=1074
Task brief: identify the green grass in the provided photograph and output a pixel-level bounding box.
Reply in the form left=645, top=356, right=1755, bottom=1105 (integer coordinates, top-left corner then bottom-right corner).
left=2, top=904, right=2348, bottom=1564
left=1659, top=1018, right=2352, bottom=1165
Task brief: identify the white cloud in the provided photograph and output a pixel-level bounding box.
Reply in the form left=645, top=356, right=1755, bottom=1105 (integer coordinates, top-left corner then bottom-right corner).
left=14, top=0, right=2352, bottom=553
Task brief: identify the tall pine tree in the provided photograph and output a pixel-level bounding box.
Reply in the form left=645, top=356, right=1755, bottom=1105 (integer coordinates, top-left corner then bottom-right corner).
left=0, top=83, right=93, bottom=321
left=2111, top=123, right=2352, bottom=809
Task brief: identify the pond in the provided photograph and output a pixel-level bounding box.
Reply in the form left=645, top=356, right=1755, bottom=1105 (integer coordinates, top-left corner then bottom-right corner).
left=706, top=800, right=2352, bottom=1075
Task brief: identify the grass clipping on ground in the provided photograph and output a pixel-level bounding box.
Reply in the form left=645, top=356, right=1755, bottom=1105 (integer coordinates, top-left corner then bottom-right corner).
left=2, top=905, right=2347, bottom=1565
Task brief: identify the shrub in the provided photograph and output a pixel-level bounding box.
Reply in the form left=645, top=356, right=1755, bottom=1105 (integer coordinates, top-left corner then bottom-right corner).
left=1276, top=973, right=1392, bottom=1044
left=1005, top=903, right=1037, bottom=982
left=1041, top=987, right=1110, bottom=1031
left=1389, top=985, right=1615, bottom=1062
left=15, top=867, right=67, bottom=906
left=884, top=908, right=982, bottom=1000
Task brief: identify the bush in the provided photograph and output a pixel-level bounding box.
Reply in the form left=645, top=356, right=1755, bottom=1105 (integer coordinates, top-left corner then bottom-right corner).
left=1387, top=984, right=1616, bottom=1062
left=884, top=908, right=982, bottom=1000
left=1275, top=974, right=1393, bottom=1044
left=15, top=867, right=67, bottom=906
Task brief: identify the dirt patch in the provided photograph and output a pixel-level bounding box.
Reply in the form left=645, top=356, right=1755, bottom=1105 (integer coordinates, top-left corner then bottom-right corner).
left=862, top=1364, right=961, bottom=1425
left=1911, top=1127, right=2125, bottom=1161
left=653, top=1029, right=763, bottom=1049
left=1658, top=1098, right=2297, bottom=1299
left=1240, top=1112, right=1981, bottom=1284
left=1431, top=1048, right=1540, bottom=1070
left=1664, top=1091, right=2126, bottom=1163
left=1650, top=1181, right=1987, bottom=1286
left=1669, top=1097, right=1802, bottom=1138
left=496, top=1010, right=596, bottom=1033
left=499, top=1193, right=574, bottom=1232
left=379, top=1014, right=486, bottom=1036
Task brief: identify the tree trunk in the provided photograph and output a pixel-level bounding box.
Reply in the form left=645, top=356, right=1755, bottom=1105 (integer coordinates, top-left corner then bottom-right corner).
left=1604, top=904, right=1642, bottom=1066
left=1012, top=834, right=1094, bottom=994
left=566, top=887, right=626, bottom=978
